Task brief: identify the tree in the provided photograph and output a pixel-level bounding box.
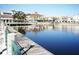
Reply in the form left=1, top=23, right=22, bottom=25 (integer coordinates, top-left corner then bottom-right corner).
left=13, top=11, right=26, bottom=20
left=11, top=10, right=16, bottom=15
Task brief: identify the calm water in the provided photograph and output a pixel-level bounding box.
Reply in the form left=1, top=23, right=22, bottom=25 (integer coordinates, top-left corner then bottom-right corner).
left=20, top=24, right=79, bottom=55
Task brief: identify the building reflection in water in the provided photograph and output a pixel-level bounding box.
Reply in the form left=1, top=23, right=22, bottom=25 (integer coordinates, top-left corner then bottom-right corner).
left=12, top=23, right=79, bottom=35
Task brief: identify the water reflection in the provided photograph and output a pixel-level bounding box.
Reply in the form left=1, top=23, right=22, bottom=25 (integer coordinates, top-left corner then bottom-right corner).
left=12, top=23, right=79, bottom=35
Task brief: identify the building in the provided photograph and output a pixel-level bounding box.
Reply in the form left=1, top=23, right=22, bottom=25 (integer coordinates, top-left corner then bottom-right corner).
left=26, top=12, right=44, bottom=22
left=0, top=10, right=13, bottom=24
left=72, top=16, right=79, bottom=23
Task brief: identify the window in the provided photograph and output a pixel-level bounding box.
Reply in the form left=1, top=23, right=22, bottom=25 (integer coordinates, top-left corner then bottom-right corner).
left=3, top=12, right=12, bottom=15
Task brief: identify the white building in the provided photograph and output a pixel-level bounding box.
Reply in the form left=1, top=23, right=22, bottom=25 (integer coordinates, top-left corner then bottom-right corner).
left=72, top=16, right=79, bottom=23
left=0, top=10, right=13, bottom=24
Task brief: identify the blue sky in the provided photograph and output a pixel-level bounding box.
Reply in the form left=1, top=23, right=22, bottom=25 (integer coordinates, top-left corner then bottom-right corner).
left=0, top=4, right=79, bottom=16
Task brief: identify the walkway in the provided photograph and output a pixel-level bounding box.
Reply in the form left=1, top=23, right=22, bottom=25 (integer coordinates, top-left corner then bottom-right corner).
left=8, top=26, right=52, bottom=55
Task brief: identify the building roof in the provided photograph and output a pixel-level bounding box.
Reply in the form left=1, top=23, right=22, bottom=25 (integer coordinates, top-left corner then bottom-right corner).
left=0, top=14, right=13, bottom=18
left=31, top=13, right=42, bottom=17
left=26, top=12, right=43, bottom=17
left=26, top=13, right=31, bottom=16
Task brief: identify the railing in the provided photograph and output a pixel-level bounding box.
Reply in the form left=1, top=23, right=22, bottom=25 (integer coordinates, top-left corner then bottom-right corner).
left=0, top=21, right=7, bottom=55
left=6, top=22, right=34, bottom=24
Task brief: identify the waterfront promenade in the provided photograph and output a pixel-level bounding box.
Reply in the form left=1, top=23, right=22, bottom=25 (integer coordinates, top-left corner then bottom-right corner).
left=8, top=26, right=52, bottom=55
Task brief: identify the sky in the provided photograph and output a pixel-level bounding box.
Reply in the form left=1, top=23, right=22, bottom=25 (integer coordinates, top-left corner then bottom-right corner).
left=0, top=4, right=79, bottom=16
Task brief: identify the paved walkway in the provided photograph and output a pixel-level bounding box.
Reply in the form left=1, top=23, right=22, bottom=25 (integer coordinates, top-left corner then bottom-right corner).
left=8, top=26, right=52, bottom=55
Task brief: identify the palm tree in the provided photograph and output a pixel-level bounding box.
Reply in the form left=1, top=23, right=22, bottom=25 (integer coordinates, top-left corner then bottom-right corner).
left=11, top=10, right=16, bottom=15
left=13, top=11, right=26, bottom=20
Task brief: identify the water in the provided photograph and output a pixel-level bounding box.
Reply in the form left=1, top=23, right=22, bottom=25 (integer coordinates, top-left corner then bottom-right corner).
left=24, top=24, right=79, bottom=55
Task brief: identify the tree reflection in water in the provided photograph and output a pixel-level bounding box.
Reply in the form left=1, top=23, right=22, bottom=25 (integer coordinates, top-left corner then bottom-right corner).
left=13, top=23, right=79, bottom=35
left=18, top=27, right=26, bottom=34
